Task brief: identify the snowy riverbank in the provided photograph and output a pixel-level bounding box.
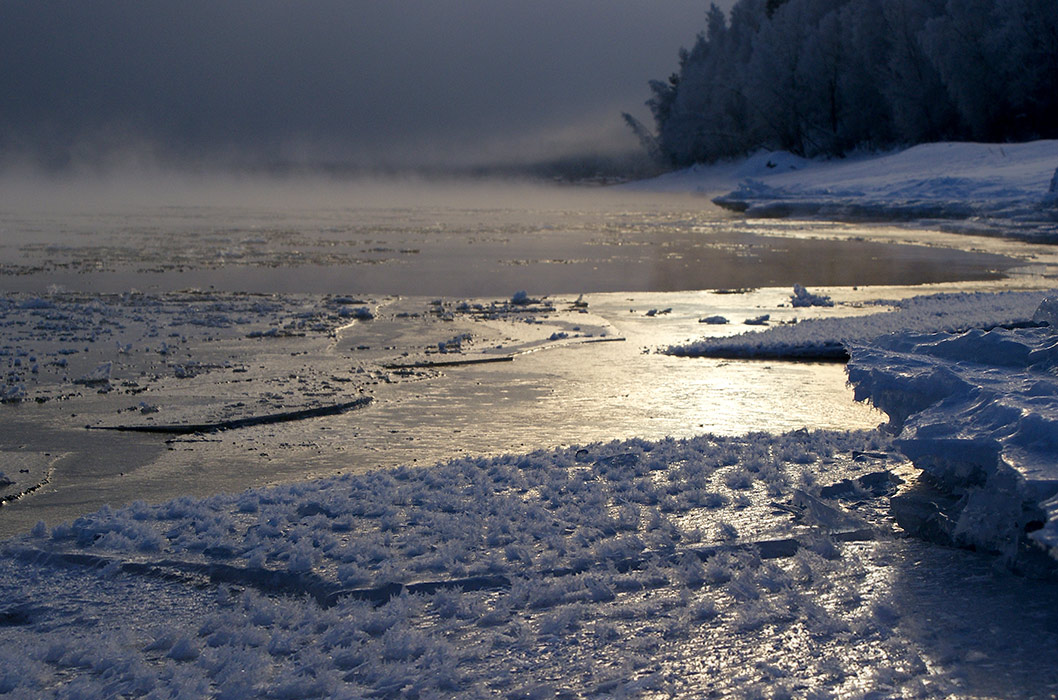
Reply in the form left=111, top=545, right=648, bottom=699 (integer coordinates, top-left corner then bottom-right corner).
left=632, top=140, right=1058, bottom=241
left=636, top=141, right=1058, bottom=575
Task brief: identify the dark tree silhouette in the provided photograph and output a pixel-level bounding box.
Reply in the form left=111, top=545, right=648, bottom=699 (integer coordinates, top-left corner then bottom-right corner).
left=640, top=0, right=1058, bottom=168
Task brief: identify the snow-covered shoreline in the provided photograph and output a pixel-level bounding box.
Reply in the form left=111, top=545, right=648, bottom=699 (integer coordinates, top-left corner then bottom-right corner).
left=669, top=286, right=1058, bottom=575
left=631, top=140, right=1058, bottom=241
left=635, top=142, right=1058, bottom=575
left=665, top=290, right=1052, bottom=360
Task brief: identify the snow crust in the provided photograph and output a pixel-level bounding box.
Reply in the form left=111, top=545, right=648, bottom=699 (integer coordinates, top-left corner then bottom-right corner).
left=667, top=290, right=1050, bottom=359
left=847, top=309, right=1058, bottom=567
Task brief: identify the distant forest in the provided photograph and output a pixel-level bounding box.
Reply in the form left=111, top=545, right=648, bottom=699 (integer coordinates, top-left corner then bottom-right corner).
left=629, top=0, right=1058, bottom=167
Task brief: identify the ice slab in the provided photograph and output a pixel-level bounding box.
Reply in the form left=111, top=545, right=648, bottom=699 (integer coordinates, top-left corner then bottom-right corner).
left=847, top=315, right=1058, bottom=569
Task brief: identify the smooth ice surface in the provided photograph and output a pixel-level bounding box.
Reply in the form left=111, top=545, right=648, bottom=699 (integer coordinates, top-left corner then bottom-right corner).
left=0, top=287, right=886, bottom=539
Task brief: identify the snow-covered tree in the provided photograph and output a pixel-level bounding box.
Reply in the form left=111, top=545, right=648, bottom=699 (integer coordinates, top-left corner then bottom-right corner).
left=990, top=0, right=1058, bottom=140
left=834, top=0, right=894, bottom=149
left=879, top=0, right=957, bottom=143
left=920, top=0, right=1007, bottom=140
left=640, top=0, right=1057, bottom=167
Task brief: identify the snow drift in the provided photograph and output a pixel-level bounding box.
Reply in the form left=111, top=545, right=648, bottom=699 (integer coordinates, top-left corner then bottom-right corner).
left=711, top=141, right=1058, bottom=232
left=631, top=141, right=1058, bottom=240
left=667, top=290, right=1050, bottom=360
left=847, top=299, right=1058, bottom=574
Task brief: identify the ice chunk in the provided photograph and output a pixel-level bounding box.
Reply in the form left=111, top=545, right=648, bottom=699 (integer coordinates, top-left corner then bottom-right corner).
left=789, top=284, right=833, bottom=308
left=1032, top=295, right=1058, bottom=327
left=510, top=290, right=534, bottom=305
left=173, top=364, right=196, bottom=379
left=847, top=324, right=1058, bottom=571
left=1, top=384, right=25, bottom=403
left=339, top=306, right=374, bottom=320
left=73, top=362, right=112, bottom=386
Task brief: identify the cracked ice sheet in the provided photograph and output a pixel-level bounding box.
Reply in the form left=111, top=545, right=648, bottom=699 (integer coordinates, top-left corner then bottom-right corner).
left=0, top=291, right=602, bottom=529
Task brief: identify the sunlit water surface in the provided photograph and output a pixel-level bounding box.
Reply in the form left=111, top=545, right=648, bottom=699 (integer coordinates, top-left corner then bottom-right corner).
left=1, top=177, right=1055, bottom=534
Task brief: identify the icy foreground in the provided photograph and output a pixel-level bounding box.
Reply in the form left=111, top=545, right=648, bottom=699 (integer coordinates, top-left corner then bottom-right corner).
left=3, top=428, right=1058, bottom=698
left=4, top=291, right=1058, bottom=695
left=0, top=430, right=920, bottom=698
left=847, top=300, right=1058, bottom=573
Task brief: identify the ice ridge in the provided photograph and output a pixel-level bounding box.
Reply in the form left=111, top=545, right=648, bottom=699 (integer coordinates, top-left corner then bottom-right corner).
left=847, top=308, right=1058, bottom=573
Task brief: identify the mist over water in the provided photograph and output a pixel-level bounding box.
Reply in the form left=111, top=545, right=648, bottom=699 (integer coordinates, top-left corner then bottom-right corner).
left=0, top=171, right=1016, bottom=297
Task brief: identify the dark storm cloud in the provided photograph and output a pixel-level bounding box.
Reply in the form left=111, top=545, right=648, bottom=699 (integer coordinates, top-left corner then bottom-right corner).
left=0, top=0, right=724, bottom=169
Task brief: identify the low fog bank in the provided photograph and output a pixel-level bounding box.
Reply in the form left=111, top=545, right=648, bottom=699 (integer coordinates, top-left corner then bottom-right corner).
left=0, top=135, right=667, bottom=214
left=0, top=112, right=662, bottom=185
left=0, top=158, right=678, bottom=217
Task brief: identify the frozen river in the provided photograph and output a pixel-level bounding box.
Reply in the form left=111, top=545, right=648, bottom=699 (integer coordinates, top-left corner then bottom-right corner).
left=4, top=177, right=1058, bottom=698
left=0, top=177, right=1055, bottom=538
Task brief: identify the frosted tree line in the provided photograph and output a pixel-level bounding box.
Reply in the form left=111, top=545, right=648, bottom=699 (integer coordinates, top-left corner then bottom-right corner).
left=631, top=0, right=1058, bottom=167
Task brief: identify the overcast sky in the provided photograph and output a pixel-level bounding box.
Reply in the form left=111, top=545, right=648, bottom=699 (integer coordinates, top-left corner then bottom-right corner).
left=0, top=1, right=729, bottom=170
